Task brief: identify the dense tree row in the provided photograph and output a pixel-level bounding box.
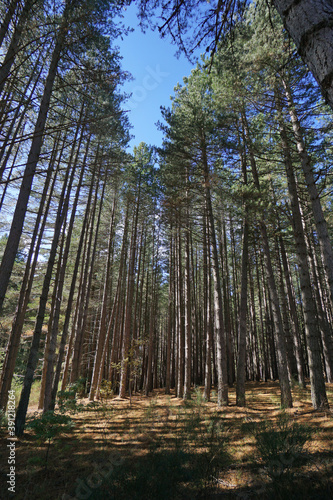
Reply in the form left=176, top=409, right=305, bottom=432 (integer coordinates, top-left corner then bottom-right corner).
left=0, top=0, right=332, bottom=437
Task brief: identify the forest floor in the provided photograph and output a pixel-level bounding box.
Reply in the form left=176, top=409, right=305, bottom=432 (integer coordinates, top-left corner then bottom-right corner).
left=0, top=381, right=333, bottom=500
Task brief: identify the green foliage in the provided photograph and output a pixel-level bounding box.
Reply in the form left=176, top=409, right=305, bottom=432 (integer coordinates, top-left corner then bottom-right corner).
left=0, top=408, right=7, bottom=431
left=87, top=391, right=230, bottom=499
left=95, top=449, right=195, bottom=500
left=99, top=380, right=114, bottom=399
left=27, top=411, right=74, bottom=443
left=57, top=379, right=86, bottom=414
left=27, top=411, right=74, bottom=467
left=242, top=411, right=313, bottom=478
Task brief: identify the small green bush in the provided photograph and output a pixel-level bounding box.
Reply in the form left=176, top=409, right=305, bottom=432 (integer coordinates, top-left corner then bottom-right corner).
left=0, top=408, right=7, bottom=430
left=27, top=411, right=74, bottom=467
left=243, top=411, right=313, bottom=478
left=57, top=377, right=86, bottom=414
left=99, top=380, right=114, bottom=400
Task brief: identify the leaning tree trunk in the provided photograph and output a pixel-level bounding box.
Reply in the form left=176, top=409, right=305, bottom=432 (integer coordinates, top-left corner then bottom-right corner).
left=0, top=0, right=21, bottom=49
left=276, top=88, right=329, bottom=409
left=282, top=76, right=333, bottom=309
left=42, top=124, right=87, bottom=412
left=0, top=2, right=70, bottom=314
left=0, top=54, right=43, bottom=181
left=70, top=159, right=103, bottom=384
left=15, top=159, right=74, bottom=436
left=57, top=155, right=95, bottom=395
left=279, top=235, right=306, bottom=387
left=0, top=0, right=41, bottom=94
left=273, top=0, right=333, bottom=110
left=88, top=192, right=117, bottom=401
left=0, top=132, right=60, bottom=411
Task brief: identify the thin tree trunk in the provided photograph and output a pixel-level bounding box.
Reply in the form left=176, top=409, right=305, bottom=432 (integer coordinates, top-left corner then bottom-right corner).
left=119, top=183, right=141, bottom=398
left=0, top=0, right=40, bottom=93
left=236, top=135, right=249, bottom=406
left=276, top=89, right=328, bottom=409
left=165, top=227, right=173, bottom=394
left=201, top=131, right=228, bottom=406
left=43, top=123, right=87, bottom=411
left=58, top=153, right=95, bottom=393
left=0, top=5, right=70, bottom=313
left=0, top=55, right=43, bottom=181
left=183, top=175, right=191, bottom=400
left=15, top=154, right=75, bottom=436
left=0, top=130, right=61, bottom=411
left=279, top=235, right=306, bottom=387
left=89, top=191, right=117, bottom=401
left=0, top=0, right=21, bottom=49
left=95, top=207, right=129, bottom=399
left=282, top=76, right=333, bottom=309
left=203, top=212, right=212, bottom=401
left=242, top=109, right=292, bottom=407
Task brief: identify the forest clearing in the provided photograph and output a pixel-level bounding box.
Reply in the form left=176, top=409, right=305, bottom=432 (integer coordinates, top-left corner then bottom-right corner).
left=1, top=381, right=333, bottom=499
left=1, top=0, right=333, bottom=498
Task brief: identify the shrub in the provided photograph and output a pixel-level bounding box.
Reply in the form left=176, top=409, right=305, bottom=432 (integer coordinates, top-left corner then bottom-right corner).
left=57, top=377, right=86, bottom=414
left=27, top=411, right=74, bottom=467
left=243, top=411, right=313, bottom=478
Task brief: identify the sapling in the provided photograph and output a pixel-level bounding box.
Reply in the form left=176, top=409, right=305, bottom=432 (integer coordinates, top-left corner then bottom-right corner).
left=27, top=411, right=74, bottom=468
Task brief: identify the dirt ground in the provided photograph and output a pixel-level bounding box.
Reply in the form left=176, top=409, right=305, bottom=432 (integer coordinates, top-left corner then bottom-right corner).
left=0, top=381, right=332, bottom=499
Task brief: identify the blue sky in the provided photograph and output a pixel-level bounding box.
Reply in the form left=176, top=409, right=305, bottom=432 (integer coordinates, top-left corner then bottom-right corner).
left=116, top=3, right=200, bottom=150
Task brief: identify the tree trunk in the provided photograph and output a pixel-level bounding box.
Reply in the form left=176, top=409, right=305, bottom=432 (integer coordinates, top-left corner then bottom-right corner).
left=0, top=0, right=39, bottom=93
left=201, top=131, right=228, bottom=406
left=0, top=130, right=60, bottom=411
left=43, top=123, right=87, bottom=411
left=242, top=109, right=292, bottom=408
left=15, top=156, right=74, bottom=436
left=236, top=141, right=249, bottom=406
left=0, top=54, right=43, bottom=181
left=273, top=0, right=333, bottom=110
left=70, top=158, right=103, bottom=383
left=89, top=191, right=117, bottom=401
left=119, top=183, right=141, bottom=398
left=183, top=175, right=192, bottom=400
left=0, top=7, right=69, bottom=314
left=165, top=228, right=173, bottom=394
left=0, top=0, right=21, bottom=49
left=176, top=223, right=185, bottom=398
left=57, top=151, right=95, bottom=394
left=276, top=89, right=329, bottom=409
left=203, top=212, right=212, bottom=401
left=279, top=235, right=306, bottom=387
left=282, top=76, right=333, bottom=309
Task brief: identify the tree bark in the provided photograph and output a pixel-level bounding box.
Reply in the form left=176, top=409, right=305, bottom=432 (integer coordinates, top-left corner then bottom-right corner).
left=236, top=140, right=249, bottom=406
left=43, top=122, right=87, bottom=411
left=15, top=153, right=74, bottom=436
left=276, top=88, right=329, bottom=409
left=0, top=130, right=60, bottom=411
left=242, top=109, right=292, bottom=407
left=0, top=4, right=69, bottom=314
left=0, top=0, right=21, bottom=49
left=273, top=0, right=333, bottom=110
left=201, top=130, right=228, bottom=406
left=88, top=191, right=117, bottom=401
left=282, top=76, right=333, bottom=309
